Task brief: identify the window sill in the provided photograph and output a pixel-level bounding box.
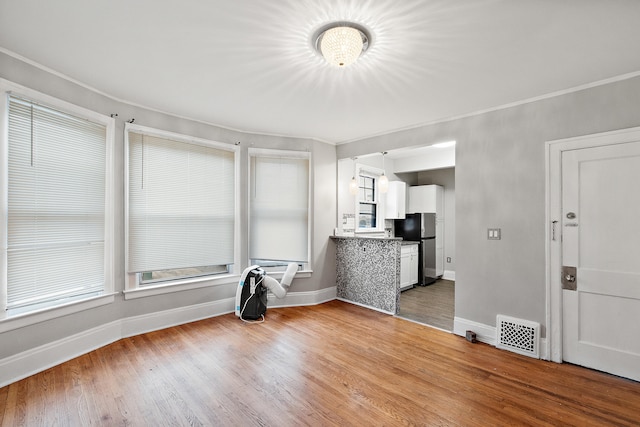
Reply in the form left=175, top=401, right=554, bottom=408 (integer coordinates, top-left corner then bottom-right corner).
left=355, top=230, right=387, bottom=236
left=123, top=269, right=313, bottom=300
left=123, top=273, right=240, bottom=300
left=0, top=293, right=117, bottom=333
left=265, top=269, right=312, bottom=280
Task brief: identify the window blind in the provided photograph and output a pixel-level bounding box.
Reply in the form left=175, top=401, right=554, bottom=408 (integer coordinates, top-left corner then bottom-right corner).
left=249, top=153, right=309, bottom=263
left=7, top=96, right=106, bottom=310
left=127, top=132, right=235, bottom=273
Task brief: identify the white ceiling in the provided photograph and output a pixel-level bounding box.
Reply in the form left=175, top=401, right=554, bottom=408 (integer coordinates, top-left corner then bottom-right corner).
left=2, top=0, right=640, bottom=144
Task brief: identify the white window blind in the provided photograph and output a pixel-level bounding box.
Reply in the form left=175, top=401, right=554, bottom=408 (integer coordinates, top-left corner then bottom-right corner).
left=127, top=131, right=235, bottom=274
left=6, top=96, right=106, bottom=311
left=249, top=152, right=309, bottom=263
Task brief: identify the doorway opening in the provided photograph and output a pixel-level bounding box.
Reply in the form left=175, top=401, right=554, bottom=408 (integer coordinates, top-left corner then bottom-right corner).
left=397, top=278, right=454, bottom=330
left=396, top=166, right=455, bottom=331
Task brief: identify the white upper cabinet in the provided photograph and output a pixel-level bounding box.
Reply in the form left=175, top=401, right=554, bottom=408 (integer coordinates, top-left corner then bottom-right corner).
left=384, top=181, right=406, bottom=219
left=408, top=185, right=443, bottom=217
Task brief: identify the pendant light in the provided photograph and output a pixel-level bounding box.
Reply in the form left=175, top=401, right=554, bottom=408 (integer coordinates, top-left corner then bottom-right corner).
left=349, top=157, right=358, bottom=195
left=378, top=152, right=389, bottom=193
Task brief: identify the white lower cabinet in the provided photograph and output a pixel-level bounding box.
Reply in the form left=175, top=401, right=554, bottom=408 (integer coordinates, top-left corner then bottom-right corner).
left=410, top=246, right=419, bottom=285
left=400, top=243, right=419, bottom=291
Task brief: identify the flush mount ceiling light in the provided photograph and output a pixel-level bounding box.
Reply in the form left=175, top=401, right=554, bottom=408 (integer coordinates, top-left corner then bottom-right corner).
left=313, top=22, right=371, bottom=67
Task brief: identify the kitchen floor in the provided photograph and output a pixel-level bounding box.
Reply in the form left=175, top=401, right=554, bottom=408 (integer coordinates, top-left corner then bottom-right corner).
left=397, top=279, right=454, bottom=331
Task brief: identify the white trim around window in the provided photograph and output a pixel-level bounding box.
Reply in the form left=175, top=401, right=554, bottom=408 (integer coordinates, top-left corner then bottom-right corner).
left=123, top=123, right=241, bottom=298
left=0, top=78, right=115, bottom=332
left=248, top=148, right=312, bottom=272
left=355, top=164, right=385, bottom=233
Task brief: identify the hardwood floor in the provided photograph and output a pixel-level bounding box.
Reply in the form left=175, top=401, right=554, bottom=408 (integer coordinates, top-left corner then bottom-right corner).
left=398, top=279, right=454, bottom=331
left=1, top=300, right=639, bottom=426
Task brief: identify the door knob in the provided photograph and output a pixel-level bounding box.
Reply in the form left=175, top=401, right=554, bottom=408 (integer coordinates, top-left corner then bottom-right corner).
left=562, top=266, right=577, bottom=290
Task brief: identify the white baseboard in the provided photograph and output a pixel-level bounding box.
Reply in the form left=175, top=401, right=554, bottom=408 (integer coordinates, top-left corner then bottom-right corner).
left=268, top=286, right=336, bottom=308
left=539, top=338, right=548, bottom=360
left=453, top=317, right=496, bottom=346
left=0, top=288, right=334, bottom=388
left=121, top=298, right=235, bottom=339
left=0, top=320, right=122, bottom=389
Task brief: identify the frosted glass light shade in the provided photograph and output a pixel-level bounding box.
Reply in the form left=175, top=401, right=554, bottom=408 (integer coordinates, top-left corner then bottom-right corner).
left=320, top=26, right=363, bottom=67
left=313, top=22, right=370, bottom=68
left=349, top=176, right=359, bottom=195
left=378, top=173, right=389, bottom=193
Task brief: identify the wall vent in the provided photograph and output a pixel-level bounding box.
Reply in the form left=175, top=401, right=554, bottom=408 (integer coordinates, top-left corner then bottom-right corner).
left=496, top=315, right=540, bottom=359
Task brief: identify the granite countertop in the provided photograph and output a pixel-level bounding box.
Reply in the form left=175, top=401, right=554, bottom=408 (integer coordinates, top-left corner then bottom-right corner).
left=330, top=235, right=419, bottom=246
left=330, top=235, right=402, bottom=241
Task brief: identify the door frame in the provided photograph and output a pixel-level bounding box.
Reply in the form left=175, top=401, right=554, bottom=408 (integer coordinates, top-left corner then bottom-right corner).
left=546, top=125, right=640, bottom=363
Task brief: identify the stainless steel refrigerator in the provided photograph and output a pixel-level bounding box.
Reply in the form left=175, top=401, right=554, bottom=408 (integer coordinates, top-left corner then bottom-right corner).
left=394, top=212, right=438, bottom=286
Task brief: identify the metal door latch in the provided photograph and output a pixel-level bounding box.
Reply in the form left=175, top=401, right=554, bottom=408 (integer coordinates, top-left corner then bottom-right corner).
left=562, top=266, right=577, bottom=290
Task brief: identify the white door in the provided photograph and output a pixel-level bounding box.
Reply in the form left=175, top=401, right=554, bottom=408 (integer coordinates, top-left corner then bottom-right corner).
left=561, top=140, right=640, bottom=381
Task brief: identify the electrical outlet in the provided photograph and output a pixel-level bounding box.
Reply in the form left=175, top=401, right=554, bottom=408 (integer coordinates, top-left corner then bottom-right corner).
left=446, top=257, right=451, bottom=263
left=466, top=330, right=477, bottom=343
left=487, top=228, right=501, bottom=240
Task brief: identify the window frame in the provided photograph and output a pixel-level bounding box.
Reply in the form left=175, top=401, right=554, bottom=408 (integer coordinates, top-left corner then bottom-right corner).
left=123, top=123, right=241, bottom=299
left=0, top=79, right=115, bottom=331
left=355, top=164, right=385, bottom=233
left=248, top=148, right=312, bottom=273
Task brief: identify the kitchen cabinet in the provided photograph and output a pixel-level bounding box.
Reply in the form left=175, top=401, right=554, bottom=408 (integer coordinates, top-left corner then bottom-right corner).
left=408, top=185, right=443, bottom=218
left=384, top=181, right=406, bottom=219
left=410, top=245, right=419, bottom=285
left=400, top=243, right=419, bottom=291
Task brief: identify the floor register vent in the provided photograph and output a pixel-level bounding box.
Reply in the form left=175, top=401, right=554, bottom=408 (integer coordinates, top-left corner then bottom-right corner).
left=496, top=315, right=540, bottom=359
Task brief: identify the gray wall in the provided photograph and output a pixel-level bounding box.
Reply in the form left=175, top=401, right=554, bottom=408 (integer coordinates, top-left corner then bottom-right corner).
left=417, top=168, right=455, bottom=273
left=338, top=75, right=640, bottom=336
left=0, top=52, right=337, bottom=359
left=3, top=46, right=640, bottom=360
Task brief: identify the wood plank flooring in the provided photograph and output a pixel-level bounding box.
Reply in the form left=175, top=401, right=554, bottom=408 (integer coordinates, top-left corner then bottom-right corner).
left=1, top=300, right=639, bottom=426
left=398, top=279, right=454, bottom=331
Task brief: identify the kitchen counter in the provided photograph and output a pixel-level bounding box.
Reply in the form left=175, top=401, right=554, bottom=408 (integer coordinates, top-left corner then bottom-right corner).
left=331, top=235, right=402, bottom=240
left=330, top=235, right=402, bottom=314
